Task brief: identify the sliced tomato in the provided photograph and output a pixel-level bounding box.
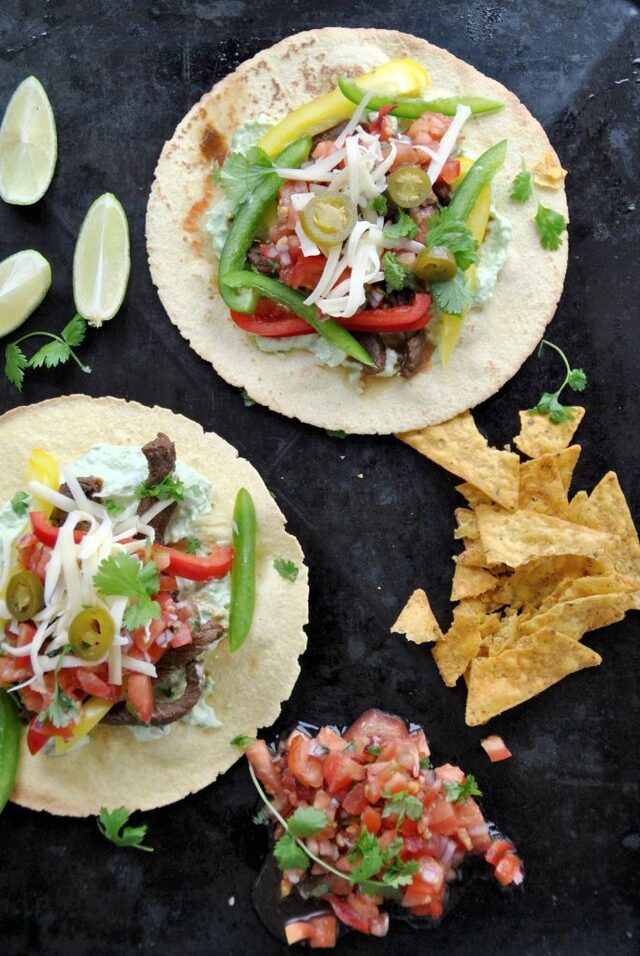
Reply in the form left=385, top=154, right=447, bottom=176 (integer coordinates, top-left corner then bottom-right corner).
left=280, top=254, right=327, bottom=291
left=338, top=293, right=431, bottom=333
left=30, top=511, right=82, bottom=548
left=285, top=914, right=337, bottom=948
left=76, top=668, right=118, bottom=702
left=154, top=543, right=233, bottom=581
left=323, top=751, right=366, bottom=794
left=438, top=157, right=461, bottom=184
left=126, top=673, right=153, bottom=723
left=344, top=709, right=409, bottom=743
left=435, top=763, right=465, bottom=783
left=246, top=739, right=284, bottom=797
left=426, top=795, right=459, bottom=834
left=26, top=717, right=74, bottom=755
left=481, top=734, right=512, bottom=763
left=0, top=656, right=32, bottom=685
left=230, top=299, right=314, bottom=338
left=288, top=733, right=324, bottom=788
left=158, top=574, right=178, bottom=592
left=326, top=895, right=371, bottom=935
left=341, top=781, right=368, bottom=816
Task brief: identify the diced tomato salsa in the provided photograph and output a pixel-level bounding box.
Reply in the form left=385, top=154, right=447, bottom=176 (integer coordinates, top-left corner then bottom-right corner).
left=247, top=709, right=524, bottom=947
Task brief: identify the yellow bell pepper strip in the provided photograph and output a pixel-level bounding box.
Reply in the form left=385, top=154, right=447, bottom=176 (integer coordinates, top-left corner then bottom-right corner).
left=25, top=448, right=59, bottom=518
left=0, top=690, right=19, bottom=813
left=53, top=697, right=113, bottom=755
left=338, top=77, right=503, bottom=119
left=223, top=270, right=375, bottom=367
left=258, top=58, right=430, bottom=157
left=219, top=136, right=312, bottom=314
left=436, top=143, right=507, bottom=365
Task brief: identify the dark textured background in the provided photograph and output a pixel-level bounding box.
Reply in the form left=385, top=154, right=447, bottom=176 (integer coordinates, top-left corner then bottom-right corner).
left=0, top=2, right=639, bottom=954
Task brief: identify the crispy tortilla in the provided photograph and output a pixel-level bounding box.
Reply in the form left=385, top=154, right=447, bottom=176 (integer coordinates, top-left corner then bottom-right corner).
left=0, top=396, right=308, bottom=816
left=146, top=28, right=568, bottom=434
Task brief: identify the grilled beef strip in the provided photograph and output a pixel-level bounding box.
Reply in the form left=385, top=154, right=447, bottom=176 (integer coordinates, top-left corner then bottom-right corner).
left=358, top=333, right=387, bottom=375
left=137, top=432, right=177, bottom=543
left=247, top=240, right=277, bottom=276
left=397, top=331, right=429, bottom=378
left=51, top=476, right=104, bottom=527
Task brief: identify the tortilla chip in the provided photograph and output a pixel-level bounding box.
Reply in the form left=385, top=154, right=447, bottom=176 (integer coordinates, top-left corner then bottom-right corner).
left=589, top=472, right=640, bottom=582
left=451, top=563, right=499, bottom=601
left=432, top=609, right=483, bottom=687
left=391, top=589, right=443, bottom=644
left=486, top=613, right=520, bottom=656
left=454, top=508, right=479, bottom=540
left=519, top=592, right=633, bottom=641
left=456, top=481, right=493, bottom=509
left=519, top=455, right=568, bottom=516
left=456, top=536, right=491, bottom=568
left=514, top=408, right=585, bottom=458
left=532, top=150, right=568, bottom=189
left=550, top=445, right=581, bottom=492
left=475, top=505, right=617, bottom=568
left=560, top=574, right=637, bottom=600
left=465, top=628, right=601, bottom=725
left=565, top=490, right=603, bottom=530
left=398, top=411, right=520, bottom=510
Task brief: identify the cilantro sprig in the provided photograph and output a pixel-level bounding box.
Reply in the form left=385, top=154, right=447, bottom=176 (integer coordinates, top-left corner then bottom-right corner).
left=535, top=203, right=567, bottom=251
left=443, top=774, right=482, bottom=803
left=103, top=498, right=124, bottom=518
left=230, top=735, right=255, bottom=749
left=5, top=315, right=90, bottom=392
left=381, top=251, right=416, bottom=294
left=137, top=473, right=186, bottom=503
left=248, top=763, right=418, bottom=897
left=431, top=272, right=473, bottom=317
left=382, top=208, right=418, bottom=241
left=426, top=209, right=479, bottom=271
left=510, top=169, right=533, bottom=202
left=40, top=644, right=78, bottom=729
left=381, top=790, right=424, bottom=824
left=93, top=552, right=160, bottom=630
left=273, top=559, right=299, bottom=583
left=370, top=194, right=388, bottom=216
left=529, top=339, right=587, bottom=423
left=216, top=147, right=276, bottom=206
left=97, top=806, right=153, bottom=852
left=10, top=491, right=30, bottom=517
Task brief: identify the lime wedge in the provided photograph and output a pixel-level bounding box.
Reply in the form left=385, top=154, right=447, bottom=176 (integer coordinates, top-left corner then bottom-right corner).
left=73, top=193, right=130, bottom=327
left=0, top=76, right=57, bottom=205
left=0, top=249, right=51, bottom=338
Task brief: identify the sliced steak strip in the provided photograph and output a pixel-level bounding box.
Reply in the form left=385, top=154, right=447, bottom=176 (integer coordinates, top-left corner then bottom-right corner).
left=137, top=432, right=177, bottom=543
left=247, top=240, right=277, bottom=276
left=103, top=661, right=202, bottom=727
left=358, top=333, right=386, bottom=375
left=398, top=331, right=429, bottom=378
left=51, top=476, right=104, bottom=526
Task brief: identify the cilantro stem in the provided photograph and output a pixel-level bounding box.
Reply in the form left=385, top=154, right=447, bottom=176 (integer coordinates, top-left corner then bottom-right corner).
left=538, top=338, right=571, bottom=393
left=11, top=328, right=90, bottom=374
left=248, top=762, right=398, bottom=890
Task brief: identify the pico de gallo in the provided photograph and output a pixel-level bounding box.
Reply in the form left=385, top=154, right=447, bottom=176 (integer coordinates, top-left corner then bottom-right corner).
left=0, top=434, right=256, bottom=772
left=211, top=58, right=512, bottom=382
left=242, top=709, right=523, bottom=948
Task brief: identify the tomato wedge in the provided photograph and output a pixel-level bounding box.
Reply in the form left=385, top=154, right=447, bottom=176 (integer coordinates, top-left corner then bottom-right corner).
left=126, top=673, right=153, bottom=723
left=30, top=511, right=83, bottom=547
left=339, top=293, right=431, bottom=333
left=230, top=299, right=314, bottom=337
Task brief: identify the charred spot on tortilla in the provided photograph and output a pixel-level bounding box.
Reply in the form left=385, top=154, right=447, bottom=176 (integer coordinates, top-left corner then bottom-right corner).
left=200, top=124, right=227, bottom=164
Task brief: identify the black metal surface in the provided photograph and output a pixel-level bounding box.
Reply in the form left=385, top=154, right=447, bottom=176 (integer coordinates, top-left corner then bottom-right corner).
left=0, top=3, right=639, bottom=954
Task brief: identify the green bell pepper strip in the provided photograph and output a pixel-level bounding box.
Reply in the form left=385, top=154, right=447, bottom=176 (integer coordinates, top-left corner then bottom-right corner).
left=228, top=488, right=257, bottom=653
left=0, top=690, right=20, bottom=814
left=338, top=76, right=503, bottom=119
left=223, top=270, right=376, bottom=367
left=446, top=140, right=508, bottom=223
left=218, top=135, right=312, bottom=314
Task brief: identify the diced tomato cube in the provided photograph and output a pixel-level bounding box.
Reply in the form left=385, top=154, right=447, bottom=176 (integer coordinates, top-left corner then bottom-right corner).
left=316, top=726, right=346, bottom=753
left=288, top=733, right=324, bottom=788
left=435, top=763, right=465, bottom=783
left=342, top=782, right=368, bottom=816
left=326, top=895, right=372, bottom=935
left=481, top=734, right=512, bottom=763
left=361, top=806, right=381, bottom=834
left=485, top=837, right=514, bottom=867
left=344, top=709, right=409, bottom=743
left=494, top=852, right=523, bottom=887
left=170, top=623, right=193, bottom=648
left=246, top=739, right=283, bottom=798
left=0, top=655, right=33, bottom=685
left=426, top=796, right=459, bottom=834
left=323, top=751, right=365, bottom=795
left=126, top=673, right=153, bottom=723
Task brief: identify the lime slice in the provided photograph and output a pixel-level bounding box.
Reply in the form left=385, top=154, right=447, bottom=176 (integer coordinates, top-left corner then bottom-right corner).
left=73, top=193, right=130, bottom=327
left=0, top=76, right=57, bottom=205
left=0, top=249, right=51, bottom=338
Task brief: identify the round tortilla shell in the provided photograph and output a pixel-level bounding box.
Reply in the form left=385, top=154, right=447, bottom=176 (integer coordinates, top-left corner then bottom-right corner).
left=147, top=28, right=568, bottom=435
left=1, top=395, right=308, bottom=816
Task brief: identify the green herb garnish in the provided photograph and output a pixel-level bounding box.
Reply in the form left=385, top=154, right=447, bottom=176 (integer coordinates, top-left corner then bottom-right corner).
left=381, top=790, right=424, bottom=822
left=382, top=251, right=415, bottom=293
left=186, top=538, right=200, bottom=554
left=103, top=498, right=124, bottom=518
left=273, top=559, right=299, bottom=583
left=510, top=169, right=533, bottom=202
left=325, top=429, right=347, bottom=439
left=382, top=208, right=418, bottom=241
left=5, top=315, right=90, bottom=392
left=241, top=388, right=256, bottom=407
left=10, top=491, right=29, bottom=517
left=94, top=553, right=160, bottom=630
left=138, top=473, right=186, bottom=502
left=443, top=774, right=482, bottom=803
left=426, top=210, right=478, bottom=271
left=535, top=203, right=567, bottom=250
left=218, top=147, right=275, bottom=206
left=431, top=272, right=473, bottom=317
left=529, top=339, right=587, bottom=423
left=370, top=194, right=388, bottom=216
left=97, top=806, right=153, bottom=852
left=230, top=735, right=255, bottom=749
left=40, top=645, right=78, bottom=729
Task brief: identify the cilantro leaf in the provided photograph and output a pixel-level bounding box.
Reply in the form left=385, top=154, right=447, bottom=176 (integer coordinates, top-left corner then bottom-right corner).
left=427, top=210, right=479, bottom=271
left=40, top=646, right=78, bottom=728
left=220, top=147, right=276, bottom=206
left=382, top=251, right=415, bottom=293
left=103, top=498, right=124, bottom=517
left=419, top=755, right=431, bottom=770
left=287, top=807, right=328, bottom=838
left=535, top=204, right=567, bottom=251
left=138, top=473, right=185, bottom=502
left=382, top=209, right=418, bottom=241
left=325, top=429, right=346, bottom=439
left=273, top=558, right=299, bottom=583
left=381, top=790, right=424, bottom=822
left=510, top=169, right=533, bottom=202
left=186, top=538, right=200, bottom=554
left=443, top=774, right=482, bottom=803
left=366, top=745, right=381, bottom=756
left=348, top=829, right=384, bottom=882
left=5, top=342, right=28, bottom=391
left=274, top=833, right=309, bottom=872
left=97, top=806, right=153, bottom=852
left=28, top=339, right=71, bottom=369
left=370, top=194, right=388, bottom=216
left=61, top=314, right=87, bottom=347
left=241, top=388, right=256, bottom=407
left=379, top=857, right=419, bottom=889
left=94, top=553, right=160, bottom=630
left=10, top=491, right=30, bottom=517
left=230, top=735, right=255, bottom=748
left=528, top=339, right=588, bottom=424
left=431, top=272, right=473, bottom=317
